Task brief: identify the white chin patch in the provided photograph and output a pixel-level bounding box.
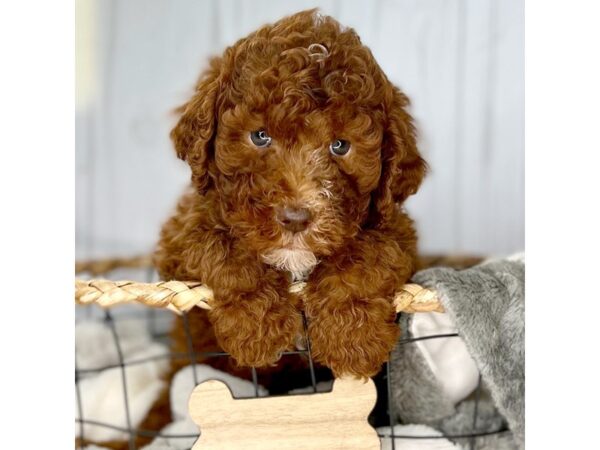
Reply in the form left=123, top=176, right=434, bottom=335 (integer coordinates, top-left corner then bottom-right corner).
left=262, top=249, right=318, bottom=279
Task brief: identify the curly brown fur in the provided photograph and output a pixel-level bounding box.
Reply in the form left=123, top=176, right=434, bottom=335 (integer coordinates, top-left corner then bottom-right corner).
left=155, top=9, right=427, bottom=379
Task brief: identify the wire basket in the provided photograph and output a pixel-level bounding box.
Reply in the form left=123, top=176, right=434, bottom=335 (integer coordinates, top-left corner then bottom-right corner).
left=75, top=255, right=508, bottom=450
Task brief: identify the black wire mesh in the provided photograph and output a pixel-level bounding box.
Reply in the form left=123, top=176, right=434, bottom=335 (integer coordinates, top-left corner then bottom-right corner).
left=75, top=266, right=508, bottom=450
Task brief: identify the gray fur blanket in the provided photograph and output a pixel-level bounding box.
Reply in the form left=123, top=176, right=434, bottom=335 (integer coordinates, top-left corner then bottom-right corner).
left=389, top=255, right=525, bottom=449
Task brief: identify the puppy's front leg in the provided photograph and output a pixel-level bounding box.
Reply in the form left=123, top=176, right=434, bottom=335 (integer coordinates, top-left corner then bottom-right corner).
left=304, top=232, right=415, bottom=378
left=208, top=258, right=302, bottom=368
left=154, top=196, right=302, bottom=368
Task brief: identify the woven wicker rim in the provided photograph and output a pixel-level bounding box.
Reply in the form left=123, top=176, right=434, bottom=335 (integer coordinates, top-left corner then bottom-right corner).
left=75, top=257, right=443, bottom=314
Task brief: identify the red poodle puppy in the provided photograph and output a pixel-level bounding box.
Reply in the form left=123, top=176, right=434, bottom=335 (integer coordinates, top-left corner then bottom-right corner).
left=155, top=9, right=426, bottom=378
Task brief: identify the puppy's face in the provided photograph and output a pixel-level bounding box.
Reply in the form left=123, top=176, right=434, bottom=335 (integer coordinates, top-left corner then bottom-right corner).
left=214, top=105, right=383, bottom=274
left=171, top=10, right=426, bottom=275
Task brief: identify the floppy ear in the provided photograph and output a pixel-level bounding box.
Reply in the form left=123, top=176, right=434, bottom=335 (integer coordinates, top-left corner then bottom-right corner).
left=372, top=88, right=427, bottom=225
left=170, top=57, right=222, bottom=193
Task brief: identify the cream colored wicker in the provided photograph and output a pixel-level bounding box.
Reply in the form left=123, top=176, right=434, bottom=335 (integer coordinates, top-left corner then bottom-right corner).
left=75, top=257, right=443, bottom=314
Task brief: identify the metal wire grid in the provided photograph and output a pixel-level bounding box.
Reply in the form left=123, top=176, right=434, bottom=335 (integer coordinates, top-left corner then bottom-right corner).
left=75, top=268, right=508, bottom=450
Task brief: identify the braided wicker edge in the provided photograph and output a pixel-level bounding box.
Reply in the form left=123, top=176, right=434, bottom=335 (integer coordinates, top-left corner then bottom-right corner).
left=75, top=279, right=443, bottom=314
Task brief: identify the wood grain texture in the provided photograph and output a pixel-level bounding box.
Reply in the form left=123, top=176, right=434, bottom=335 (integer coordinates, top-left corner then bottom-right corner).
left=188, top=377, right=380, bottom=450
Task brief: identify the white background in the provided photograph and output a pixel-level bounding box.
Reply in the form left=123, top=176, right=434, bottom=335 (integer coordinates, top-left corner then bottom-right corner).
left=76, top=0, right=524, bottom=259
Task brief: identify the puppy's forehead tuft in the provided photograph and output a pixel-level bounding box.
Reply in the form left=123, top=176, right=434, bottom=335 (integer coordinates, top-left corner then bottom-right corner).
left=307, top=43, right=329, bottom=62
left=222, top=12, right=390, bottom=114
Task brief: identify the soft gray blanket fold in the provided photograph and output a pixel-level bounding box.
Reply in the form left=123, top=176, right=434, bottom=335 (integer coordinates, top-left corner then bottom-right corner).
left=390, top=256, right=525, bottom=449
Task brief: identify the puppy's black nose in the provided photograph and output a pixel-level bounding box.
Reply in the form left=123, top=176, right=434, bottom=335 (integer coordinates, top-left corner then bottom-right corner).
left=276, top=207, right=312, bottom=233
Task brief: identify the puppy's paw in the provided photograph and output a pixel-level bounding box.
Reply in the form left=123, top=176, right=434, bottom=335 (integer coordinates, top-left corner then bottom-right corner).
left=307, top=297, right=399, bottom=378
left=210, top=297, right=302, bottom=367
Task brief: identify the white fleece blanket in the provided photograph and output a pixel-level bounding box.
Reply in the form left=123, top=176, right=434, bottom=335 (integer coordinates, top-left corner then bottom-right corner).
left=378, top=424, right=464, bottom=450
left=75, top=319, right=170, bottom=443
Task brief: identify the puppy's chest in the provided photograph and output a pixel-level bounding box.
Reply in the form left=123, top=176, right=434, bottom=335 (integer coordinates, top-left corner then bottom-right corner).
left=262, top=248, right=319, bottom=279
left=289, top=268, right=312, bottom=283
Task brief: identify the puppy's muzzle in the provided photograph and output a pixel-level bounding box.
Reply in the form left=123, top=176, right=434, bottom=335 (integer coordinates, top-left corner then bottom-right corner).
left=276, top=207, right=312, bottom=233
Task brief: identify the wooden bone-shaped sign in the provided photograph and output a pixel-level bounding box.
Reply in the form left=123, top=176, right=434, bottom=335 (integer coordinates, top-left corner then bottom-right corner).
left=189, top=377, right=380, bottom=449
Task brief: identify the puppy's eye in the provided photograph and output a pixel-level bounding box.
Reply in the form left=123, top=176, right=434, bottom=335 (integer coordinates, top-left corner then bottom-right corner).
left=329, top=139, right=351, bottom=156
left=250, top=130, right=272, bottom=148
